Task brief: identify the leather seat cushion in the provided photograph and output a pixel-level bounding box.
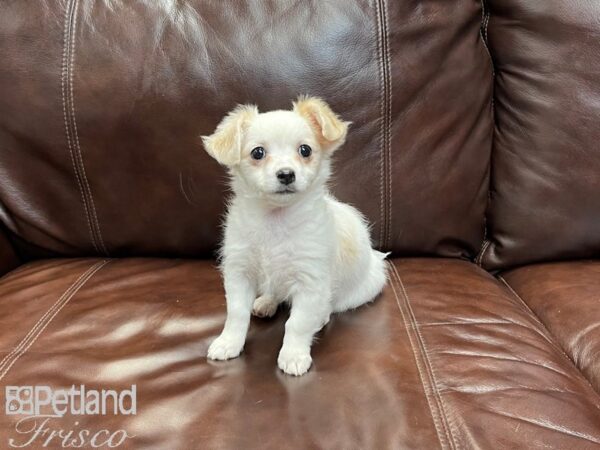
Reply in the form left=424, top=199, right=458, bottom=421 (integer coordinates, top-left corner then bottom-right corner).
left=0, top=258, right=598, bottom=449
left=502, top=261, right=600, bottom=393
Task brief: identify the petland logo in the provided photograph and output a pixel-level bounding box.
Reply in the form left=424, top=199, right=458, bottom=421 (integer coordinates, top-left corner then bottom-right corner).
left=4, top=385, right=136, bottom=448
left=5, top=385, right=136, bottom=417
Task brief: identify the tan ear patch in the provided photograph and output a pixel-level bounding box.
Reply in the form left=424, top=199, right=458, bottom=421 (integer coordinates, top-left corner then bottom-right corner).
left=202, top=104, right=258, bottom=166
left=293, top=96, right=350, bottom=152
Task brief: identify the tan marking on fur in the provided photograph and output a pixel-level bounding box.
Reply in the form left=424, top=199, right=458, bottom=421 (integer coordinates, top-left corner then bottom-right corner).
left=202, top=104, right=258, bottom=166
left=295, top=151, right=316, bottom=166
left=339, top=228, right=359, bottom=265
left=292, top=96, right=350, bottom=152
left=250, top=152, right=270, bottom=166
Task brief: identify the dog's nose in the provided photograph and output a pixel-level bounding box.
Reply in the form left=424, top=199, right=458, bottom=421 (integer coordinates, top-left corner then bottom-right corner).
left=276, top=169, right=295, bottom=185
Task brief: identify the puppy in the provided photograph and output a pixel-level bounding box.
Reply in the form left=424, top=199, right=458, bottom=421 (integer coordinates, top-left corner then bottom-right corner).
left=203, top=96, right=388, bottom=376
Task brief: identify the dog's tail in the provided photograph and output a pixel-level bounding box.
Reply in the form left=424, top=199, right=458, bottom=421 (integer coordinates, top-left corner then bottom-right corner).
left=372, top=250, right=391, bottom=284
left=374, top=250, right=391, bottom=260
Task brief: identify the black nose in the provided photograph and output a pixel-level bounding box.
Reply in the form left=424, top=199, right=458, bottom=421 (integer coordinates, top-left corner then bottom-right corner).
left=276, top=169, right=295, bottom=185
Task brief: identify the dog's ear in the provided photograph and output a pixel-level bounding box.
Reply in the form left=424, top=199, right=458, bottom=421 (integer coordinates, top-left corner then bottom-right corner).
left=293, top=96, right=350, bottom=152
left=202, top=104, right=259, bottom=166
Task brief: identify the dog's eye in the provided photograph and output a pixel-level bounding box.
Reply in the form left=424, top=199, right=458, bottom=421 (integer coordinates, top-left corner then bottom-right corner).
left=250, top=147, right=265, bottom=160
left=299, top=144, right=312, bottom=158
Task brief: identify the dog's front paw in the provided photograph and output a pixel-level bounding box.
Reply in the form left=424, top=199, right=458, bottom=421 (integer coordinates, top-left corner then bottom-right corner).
left=207, top=335, right=244, bottom=361
left=277, top=348, right=313, bottom=376
left=252, top=296, right=279, bottom=318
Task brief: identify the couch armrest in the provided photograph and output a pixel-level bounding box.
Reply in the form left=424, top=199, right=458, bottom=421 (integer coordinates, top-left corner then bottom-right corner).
left=0, top=228, right=18, bottom=276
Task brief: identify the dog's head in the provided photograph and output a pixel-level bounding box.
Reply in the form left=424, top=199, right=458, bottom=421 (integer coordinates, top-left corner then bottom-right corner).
left=202, top=96, right=350, bottom=206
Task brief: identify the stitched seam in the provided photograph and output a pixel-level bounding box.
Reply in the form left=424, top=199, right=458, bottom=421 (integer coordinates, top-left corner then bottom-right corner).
left=0, top=262, right=99, bottom=369
left=0, top=261, right=108, bottom=372
left=62, top=0, right=98, bottom=254
left=374, top=0, right=386, bottom=250
left=69, top=0, right=109, bottom=256
left=476, top=0, right=495, bottom=266
left=382, top=0, right=393, bottom=250
left=388, top=262, right=450, bottom=450
left=391, top=263, right=460, bottom=450
left=498, top=276, right=600, bottom=402
left=0, top=260, right=109, bottom=381
left=479, top=0, right=495, bottom=77
left=476, top=219, right=487, bottom=266
left=494, top=278, right=576, bottom=353
left=484, top=4, right=490, bottom=42
left=62, top=0, right=109, bottom=256
left=477, top=239, right=491, bottom=266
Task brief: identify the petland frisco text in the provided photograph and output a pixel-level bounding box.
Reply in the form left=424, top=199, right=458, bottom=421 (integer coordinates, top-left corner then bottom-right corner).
left=5, top=385, right=136, bottom=448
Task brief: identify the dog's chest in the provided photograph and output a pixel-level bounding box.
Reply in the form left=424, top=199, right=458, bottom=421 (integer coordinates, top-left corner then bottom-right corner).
left=256, top=219, right=303, bottom=266
left=252, top=212, right=324, bottom=280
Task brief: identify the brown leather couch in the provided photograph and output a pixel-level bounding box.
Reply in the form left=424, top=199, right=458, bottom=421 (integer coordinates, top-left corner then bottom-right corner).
left=1, top=1, right=599, bottom=449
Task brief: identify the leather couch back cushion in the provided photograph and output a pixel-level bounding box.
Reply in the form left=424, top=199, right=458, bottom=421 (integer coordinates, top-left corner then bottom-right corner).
left=482, top=0, right=600, bottom=269
left=0, top=1, right=492, bottom=258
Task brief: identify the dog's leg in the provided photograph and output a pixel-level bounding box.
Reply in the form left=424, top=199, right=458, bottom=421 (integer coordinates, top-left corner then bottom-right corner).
left=207, top=272, right=255, bottom=360
left=278, top=289, right=331, bottom=376
left=252, top=295, right=280, bottom=318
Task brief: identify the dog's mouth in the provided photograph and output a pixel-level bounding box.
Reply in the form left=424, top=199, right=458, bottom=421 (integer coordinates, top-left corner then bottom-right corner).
left=274, top=188, right=296, bottom=195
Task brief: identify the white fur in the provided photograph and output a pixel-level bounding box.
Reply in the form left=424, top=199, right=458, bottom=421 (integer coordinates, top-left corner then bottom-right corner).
left=203, top=97, right=388, bottom=376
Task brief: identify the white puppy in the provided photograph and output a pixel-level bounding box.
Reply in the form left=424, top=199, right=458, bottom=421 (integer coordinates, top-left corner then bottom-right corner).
left=203, top=96, right=388, bottom=376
